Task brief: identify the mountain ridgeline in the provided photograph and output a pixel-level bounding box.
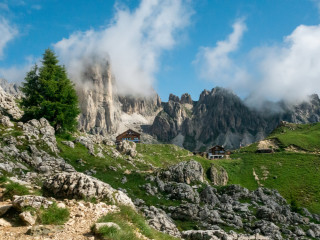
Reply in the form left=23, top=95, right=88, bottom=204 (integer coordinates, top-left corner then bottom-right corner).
left=151, top=88, right=320, bottom=150
left=2, top=60, right=320, bottom=150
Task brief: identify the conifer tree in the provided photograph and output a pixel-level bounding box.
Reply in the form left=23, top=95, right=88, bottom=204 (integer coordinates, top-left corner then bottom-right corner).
left=21, top=49, right=80, bottom=133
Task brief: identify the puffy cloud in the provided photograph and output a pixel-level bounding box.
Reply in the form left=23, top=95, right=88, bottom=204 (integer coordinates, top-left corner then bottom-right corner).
left=248, top=24, right=320, bottom=104
left=54, top=0, right=192, bottom=96
left=0, top=17, right=18, bottom=59
left=194, top=18, right=248, bottom=89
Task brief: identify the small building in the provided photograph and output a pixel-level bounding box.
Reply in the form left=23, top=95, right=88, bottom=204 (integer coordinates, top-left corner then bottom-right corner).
left=116, top=129, right=141, bottom=144
left=208, top=145, right=229, bottom=159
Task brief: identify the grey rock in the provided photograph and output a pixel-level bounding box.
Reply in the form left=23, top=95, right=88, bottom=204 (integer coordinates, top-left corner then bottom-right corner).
left=200, top=186, right=220, bottom=206
left=209, top=164, right=228, bottom=186
left=61, top=141, right=75, bottom=148
left=13, top=195, right=53, bottom=211
left=116, top=140, right=137, bottom=158
left=26, top=225, right=64, bottom=236
left=159, top=160, right=204, bottom=184
left=19, top=211, right=37, bottom=226
left=43, top=172, right=135, bottom=207
left=140, top=205, right=181, bottom=237
left=164, top=182, right=200, bottom=203
left=0, top=116, right=13, bottom=127
left=0, top=85, right=23, bottom=119
left=0, top=203, right=12, bottom=216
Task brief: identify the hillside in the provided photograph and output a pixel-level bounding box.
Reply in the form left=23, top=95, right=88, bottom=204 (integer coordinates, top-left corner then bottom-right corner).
left=215, top=122, right=320, bottom=213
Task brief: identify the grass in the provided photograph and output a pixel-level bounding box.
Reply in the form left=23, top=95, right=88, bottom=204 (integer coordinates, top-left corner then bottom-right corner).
left=39, top=202, right=70, bottom=225
left=215, top=152, right=320, bottom=213
left=2, top=182, right=30, bottom=200
left=95, top=205, right=178, bottom=240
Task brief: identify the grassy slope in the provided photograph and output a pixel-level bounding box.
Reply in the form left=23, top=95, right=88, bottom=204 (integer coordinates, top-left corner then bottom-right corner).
left=57, top=122, right=320, bottom=215
left=216, top=122, right=320, bottom=213
left=268, top=122, right=320, bottom=151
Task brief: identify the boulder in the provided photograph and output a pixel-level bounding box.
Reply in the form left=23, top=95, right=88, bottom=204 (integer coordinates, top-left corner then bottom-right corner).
left=61, top=141, right=75, bottom=148
left=164, top=182, right=200, bottom=203
left=43, top=172, right=134, bottom=207
left=13, top=195, right=53, bottom=211
left=116, top=140, right=137, bottom=158
left=0, top=203, right=12, bottom=216
left=209, top=164, right=228, bottom=186
left=200, top=186, right=220, bottom=206
left=159, top=160, right=204, bottom=184
left=140, top=206, right=181, bottom=237
left=0, top=218, right=12, bottom=227
left=19, top=211, right=37, bottom=226
left=0, top=116, right=13, bottom=127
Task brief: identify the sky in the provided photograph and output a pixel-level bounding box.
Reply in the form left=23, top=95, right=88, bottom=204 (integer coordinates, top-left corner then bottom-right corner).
left=0, top=0, right=320, bottom=103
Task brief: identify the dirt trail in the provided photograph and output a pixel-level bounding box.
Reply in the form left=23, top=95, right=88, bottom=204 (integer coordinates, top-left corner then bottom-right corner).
left=0, top=200, right=118, bottom=240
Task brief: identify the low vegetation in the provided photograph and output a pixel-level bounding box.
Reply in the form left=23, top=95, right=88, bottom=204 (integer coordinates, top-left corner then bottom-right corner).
left=39, top=202, right=70, bottom=225
left=95, top=205, right=178, bottom=240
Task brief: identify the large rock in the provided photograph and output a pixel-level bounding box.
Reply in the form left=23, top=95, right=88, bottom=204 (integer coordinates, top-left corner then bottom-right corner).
left=22, top=118, right=58, bottom=153
left=12, top=195, right=53, bottom=211
left=209, top=164, right=228, bottom=186
left=140, top=206, right=181, bottom=237
left=19, top=211, right=37, bottom=226
left=43, top=172, right=134, bottom=207
left=0, top=85, right=23, bottom=119
left=164, top=182, right=200, bottom=203
left=116, top=140, right=137, bottom=158
left=159, top=160, right=204, bottom=184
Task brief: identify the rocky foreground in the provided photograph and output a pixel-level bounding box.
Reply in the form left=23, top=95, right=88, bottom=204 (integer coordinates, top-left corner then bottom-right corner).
left=1, top=84, right=320, bottom=239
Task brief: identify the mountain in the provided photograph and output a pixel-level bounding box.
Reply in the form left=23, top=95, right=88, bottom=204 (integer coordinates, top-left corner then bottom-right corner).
left=76, top=60, right=161, bottom=141
left=150, top=88, right=320, bottom=150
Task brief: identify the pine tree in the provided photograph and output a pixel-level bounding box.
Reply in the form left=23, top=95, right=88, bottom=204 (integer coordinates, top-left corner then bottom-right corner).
left=21, top=49, right=80, bottom=133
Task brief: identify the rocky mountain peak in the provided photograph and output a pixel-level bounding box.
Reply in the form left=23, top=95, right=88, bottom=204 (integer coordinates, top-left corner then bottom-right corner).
left=77, top=60, right=121, bottom=135
left=180, top=93, right=193, bottom=104
left=169, top=93, right=180, bottom=102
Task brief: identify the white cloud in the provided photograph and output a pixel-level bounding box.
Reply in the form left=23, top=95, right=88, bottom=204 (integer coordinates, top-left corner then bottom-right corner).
left=54, top=0, right=192, bottom=96
left=0, top=17, right=18, bottom=59
left=31, top=4, right=41, bottom=10
left=247, top=24, right=320, bottom=104
left=0, top=56, right=37, bottom=83
left=194, top=18, right=248, bottom=88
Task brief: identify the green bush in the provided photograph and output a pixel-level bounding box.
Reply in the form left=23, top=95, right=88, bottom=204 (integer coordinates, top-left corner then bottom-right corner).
left=3, top=182, right=30, bottom=200
left=39, top=202, right=70, bottom=225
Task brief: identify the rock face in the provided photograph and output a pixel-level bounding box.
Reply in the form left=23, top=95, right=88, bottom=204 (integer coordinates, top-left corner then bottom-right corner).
left=43, top=172, right=134, bottom=207
left=139, top=206, right=181, bottom=237
left=116, top=140, right=137, bottom=158
left=118, top=94, right=161, bottom=116
left=209, top=164, right=228, bottom=186
left=151, top=87, right=320, bottom=150
left=0, top=85, right=23, bottom=119
left=77, top=60, right=121, bottom=135
left=159, top=160, right=204, bottom=184
left=0, top=78, right=21, bottom=97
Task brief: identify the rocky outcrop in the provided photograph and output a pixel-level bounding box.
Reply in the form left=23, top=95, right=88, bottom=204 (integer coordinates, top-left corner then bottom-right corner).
left=116, top=140, right=137, bottom=158
left=43, top=172, right=135, bottom=207
left=139, top=206, right=181, bottom=237
left=159, top=160, right=204, bottom=184
left=118, top=94, right=161, bottom=116
left=0, top=78, right=21, bottom=97
left=77, top=60, right=121, bottom=135
left=182, top=230, right=270, bottom=240
left=0, top=85, right=23, bottom=119
left=151, top=87, right=320, bottom=150
left=209, top=164, right=228, bottom=186
left=13, top=195, right=53, bottom=210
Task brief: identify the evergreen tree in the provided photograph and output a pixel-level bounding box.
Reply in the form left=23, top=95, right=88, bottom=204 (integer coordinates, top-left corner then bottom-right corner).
left=21, top=49, right=80, bottom=133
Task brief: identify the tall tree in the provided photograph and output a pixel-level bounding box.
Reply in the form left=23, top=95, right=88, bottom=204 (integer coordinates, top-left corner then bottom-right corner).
left=21, top=49, right=80, bottom=133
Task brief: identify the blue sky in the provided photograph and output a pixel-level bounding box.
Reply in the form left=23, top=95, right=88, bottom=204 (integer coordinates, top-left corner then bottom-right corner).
left=0, top=0, right=320, bottom=102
